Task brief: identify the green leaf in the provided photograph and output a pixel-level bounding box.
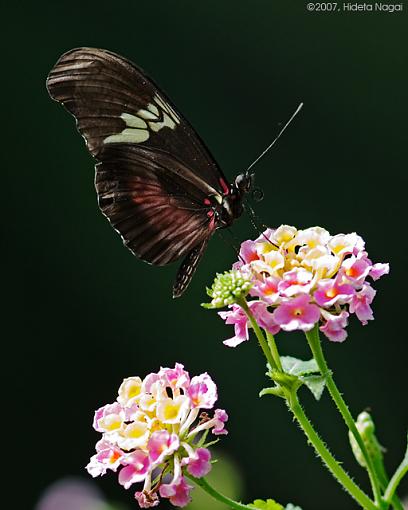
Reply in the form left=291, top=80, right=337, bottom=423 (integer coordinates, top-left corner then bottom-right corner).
left=280, top=356, right=319, bottom=376
left=259, top=386, right=285, bottom=398
left=285, top=504, right=303, bottom=510
left=300, top=374, right=327, bottom=400
left=278, top=356, right=327, bottom=399
left=250, top=498, right=284, bottom=510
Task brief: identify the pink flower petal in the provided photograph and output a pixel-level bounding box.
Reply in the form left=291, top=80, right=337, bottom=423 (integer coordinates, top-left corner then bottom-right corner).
left=314, top=279, right=355, bottom=307
left=148, top=431, right=180, bottom=464
left=340, top=256, right=371, bottom=285
left=187, top=448, right=212, bottom=478
left=277, top=268, right=313, bottom=297
left=249, top=301, right=280, bottom=335
left=159, top=477, right=193, bottom=507
left=349, top=284, right=376, bottom=325
left=320, top=311, right=349, bottom=342
left=250, top=276, right=281, bottom=304
left=118, top=451, right=150, bottom=489
left=370, top=263, right=390, bottom=281
left=159, top=363, right=190, bottom=391
left=213, top=408, right=229, bottom=435
left=219, top=305, right=249, bottom=347
left=273, top=295, right=320, bottom=332
left=187, top=373, right=217, bottom=409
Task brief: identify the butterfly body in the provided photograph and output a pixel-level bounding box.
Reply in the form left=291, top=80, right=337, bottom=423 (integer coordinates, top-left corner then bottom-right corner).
left=47, top=47, right=250, bottom=296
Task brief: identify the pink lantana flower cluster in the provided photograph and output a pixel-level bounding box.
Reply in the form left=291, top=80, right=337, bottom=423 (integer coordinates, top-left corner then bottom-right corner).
left=219, top=225, right=389, bottom=344
left=86, top=364, right=228, bottom=508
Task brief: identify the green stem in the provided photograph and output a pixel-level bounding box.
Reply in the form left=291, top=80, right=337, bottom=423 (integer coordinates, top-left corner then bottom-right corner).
left=372, top=457, right=404, bottom=510
left=289, top=392, right=378, bottom=510
left=383, top=450, right=408, bottom=505
left=185, top=474, right=253, bottom=510
left=266, top=331, right=283, bottom=371
left=250, top=318, right=376, bottom=509
left=305, top=325, right=383, bottom=508
left=238, top=298, right=277, bottom=370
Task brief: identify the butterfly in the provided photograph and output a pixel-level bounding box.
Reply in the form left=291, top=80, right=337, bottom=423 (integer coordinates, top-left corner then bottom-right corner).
left=46, top=47, right=256, bottom=297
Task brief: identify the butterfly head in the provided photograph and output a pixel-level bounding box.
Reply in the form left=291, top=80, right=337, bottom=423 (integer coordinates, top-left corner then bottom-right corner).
left=216, top=173, right=253, bottom=228
left=234, top=172, right=253, bottom=194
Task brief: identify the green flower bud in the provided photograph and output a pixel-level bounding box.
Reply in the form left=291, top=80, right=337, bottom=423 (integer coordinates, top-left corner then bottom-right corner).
left=202, top=270, right=253, bottom=309
left=349, top=411, right=384, bottom=468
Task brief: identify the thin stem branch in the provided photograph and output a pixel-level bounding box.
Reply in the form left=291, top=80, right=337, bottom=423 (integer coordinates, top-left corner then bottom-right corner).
left=186, top=474, right=253, bottom=510
left=372, top=456, right=404, bottom=510
left=289, top=393, right=378, bottom=510
left=383, top=445, right=408, bottom=505
left=305, top=325, right=383, bottom=507
left=266, top=331, right=283, bottom=372
left=238, top=298, right=277, bottom=370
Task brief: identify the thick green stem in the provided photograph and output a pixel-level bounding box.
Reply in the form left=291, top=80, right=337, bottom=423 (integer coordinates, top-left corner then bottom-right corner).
left=238, top=298, right=277, bottom=370
left=186, top=474, right=252, bottom=510
left=289, top=393, right=378, bottom=510
left=305, top=325, right=383, bottom=508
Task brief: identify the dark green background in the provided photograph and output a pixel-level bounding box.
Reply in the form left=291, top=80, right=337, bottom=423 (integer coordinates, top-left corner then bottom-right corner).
left=5, top=1, right=407, bottom=509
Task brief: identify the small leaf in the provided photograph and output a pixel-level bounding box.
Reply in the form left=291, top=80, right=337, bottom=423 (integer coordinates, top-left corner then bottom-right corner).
left=250, top=498, right=284, bottom=510
left=300, top=374, right=327, bottom=400
left=280, top=356, right=319, bottom=377
left=259, top=386, right=285, bottom=398
left=202, top=438, right=220, bottom=448
left=285, top=504, right=303, bottom=510
left=201, top=302, right=215, bottom=309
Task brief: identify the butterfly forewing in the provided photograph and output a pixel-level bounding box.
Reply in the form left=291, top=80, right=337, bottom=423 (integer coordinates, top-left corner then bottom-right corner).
left=46, top=47, right=227, bottom=195
left=46, top=47, right=231, bottom=295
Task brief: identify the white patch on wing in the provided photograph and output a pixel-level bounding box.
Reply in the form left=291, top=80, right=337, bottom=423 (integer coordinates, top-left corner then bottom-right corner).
left=104, top=130, right=149, bottom=144
left=147, top=103, right=160, bottom=117
left=154, top=94, right=180, bottom=125
left=138, top=108, right=159, bottom=121
left=120, top=113, right=147, bottom=129
left=103, top=94, right=180, bottom=145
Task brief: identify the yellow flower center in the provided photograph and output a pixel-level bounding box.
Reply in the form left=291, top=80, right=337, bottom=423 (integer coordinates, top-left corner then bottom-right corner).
left=326, top=288, right=338, bottom=298
left=164, top=404, right=179, bottom=421
left=127, top=385, right=141, bottom=398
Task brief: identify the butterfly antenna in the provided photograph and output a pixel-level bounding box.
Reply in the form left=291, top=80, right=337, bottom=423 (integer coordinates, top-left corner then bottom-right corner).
left=245, top=102, right=303, bottom=177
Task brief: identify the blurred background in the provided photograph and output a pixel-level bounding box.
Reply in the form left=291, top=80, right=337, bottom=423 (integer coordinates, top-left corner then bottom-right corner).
left=4, top=1, right=407, bottom=509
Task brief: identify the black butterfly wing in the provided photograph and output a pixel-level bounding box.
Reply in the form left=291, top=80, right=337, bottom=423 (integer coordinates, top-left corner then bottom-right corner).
left=47, top=47, right=228, bottom=295
left=95, top=143, right=216, bottom=267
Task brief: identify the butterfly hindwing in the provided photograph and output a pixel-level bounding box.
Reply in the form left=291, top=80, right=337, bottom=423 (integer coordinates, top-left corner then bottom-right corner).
left=95, top=144, right=216, bottom=266
left=173, top=237, right=210, bottom=298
